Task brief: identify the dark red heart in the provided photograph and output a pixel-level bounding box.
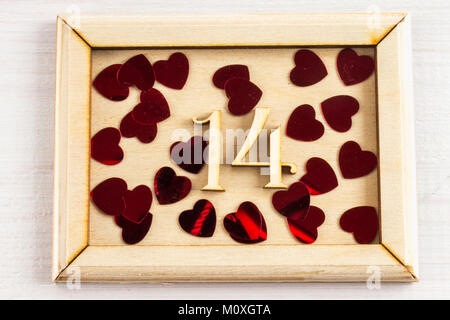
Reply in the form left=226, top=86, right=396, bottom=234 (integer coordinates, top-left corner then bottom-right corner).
left=153, top=52, right=189, bottom=90
left=272, top=182, right=310, bottom=220
left=132, top=88, right=170, bottom=125
left=339, top=141, right=377, bottom=179
left=321, top=95, right=359, bottom=132
left=287, top=206, right=325, bottom=244
left=91, top=177, right=127, bottom=216
left=213, top=64, right=250, bottom=89
left=339, top=206, right=378, bottom=244
left=117, top=54, right=155, bottom=91
left=91, top=127, right=124, bottom=165
left=224, top=201, right=267, bottom=244
left=154, top=167, right=192, bottom=205
left=286, top=105, right=324, bottom=141
left=170, top=136, right=207, bottom=174
left=114, top=212, right=153, bottom=245
left=122, top=185, right=153, bottom=223
left=300, top=157, right=338, bottom=195
left=120, top=112, right=157, bottom=144
left=337, top=48, right=375, bottom=86
left=290, top=50, right=328, bottom=87
left=93, top=64, right=129, bottom=101
left=179, top=199, right=216, bottom=237
left=224, top=78, right=262, bottom=116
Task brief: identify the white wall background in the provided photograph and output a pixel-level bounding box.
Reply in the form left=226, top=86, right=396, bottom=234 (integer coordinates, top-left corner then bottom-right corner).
left=0, top=0, right=449, bottom=299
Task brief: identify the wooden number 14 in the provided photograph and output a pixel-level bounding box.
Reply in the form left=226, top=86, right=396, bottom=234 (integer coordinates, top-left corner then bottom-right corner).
left=193, top=107, right=297, bottom=191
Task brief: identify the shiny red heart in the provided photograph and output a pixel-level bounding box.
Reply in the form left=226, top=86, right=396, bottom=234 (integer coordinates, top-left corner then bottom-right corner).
left=120, top=112, right=157, bottom=144
left=154, top=167, right=192, bottom=205
left=337, top=48, right=375, bottom=86
left=91, top=127, right=124, bottom=165
left=153, top=52, right=189, bottom=89
left=179, top=199, right=216, bottom=237
left=339, top=206, right=378, bottom=244
left=287, top=206, right=325, bottom=244
left=117, top=54, right=155, bottom=91
left=170, top=136, right=207, bottom=174
left=286, top=105, right=324, bottom=141
left=224, top=201, right=267, bottom=244
left=213, top=64, right=250, bottom=89
left=224, top=78, right=262, bottom=116
left=114, top=213, right=153, bottom=245
left=122, top=185, right=153, bottom=223
left=290, top=50, right=328, bottom=87
left=91, top=177, right=127, bottom=216
left=272, top=182, right=310, bottom=220
left=339, top=141, right=377, bottom=179
left=300, top=157, right=338, bottom=195
left=321, top=95, right=359, bottom=132
left=93, top=64, right=129, bottom=101
left=132, top=88, right=170, bottom=125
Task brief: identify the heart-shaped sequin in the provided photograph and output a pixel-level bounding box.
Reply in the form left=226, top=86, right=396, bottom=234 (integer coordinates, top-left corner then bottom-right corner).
left=117, top=54, right=155, bottom=91
left=213, top=64, right=250, bottom=89
left=154, top=167, right=192, bottom=205
left=337, top=48, right=375, bottom=86
left=122, top=185, right=153, bottom=223
left=290, top=50, right=328, bottom=87
left=287, top=206, right=325, bottom=244
left=132, top=88, right=170, bottom=125
left=272, top=182, right=310, bottom=220
left=114, top=212, right=153, bottom=245
left=179, top=199, right=216, bottom=237
left=153, top=52, right=189, bottom=89
left=91, top=177, right=127, bottom=216
left=339, top=141, right=377, bottom=179
left=286, top=105, right=324, bottom=142
left=91, top=127, right=124, bottom=165
left=339, top=206, right=378, bottom=244
left=300, top=157, right=338, bottom=195
left=120, top=112, right=157, bottom=143
left=93, top=64, right=129, bottom=101
left=321, top=95, right=359, bottom=132
left=170, top=136, right=208, bottom=174
left=224, top=201, right=267, bottom=244
left=224, top=78, right=262, bottom=116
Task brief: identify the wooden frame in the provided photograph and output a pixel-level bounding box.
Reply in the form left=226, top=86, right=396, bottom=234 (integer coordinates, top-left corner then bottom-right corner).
left=53, top=13, right=418, bottom=282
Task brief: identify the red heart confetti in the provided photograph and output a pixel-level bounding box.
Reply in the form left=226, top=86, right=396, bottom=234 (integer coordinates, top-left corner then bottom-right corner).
left=321, top=95, right=359, bottom=132
left=90, top=177, right=127, bottom=216
left=117, top=54, right=155, bottom=91
left=287, top=206, right=325, bottom=244
left=339, top=206, right=378, bottom=244
left=179, top=199, right=216, bottom=237
left=170, top=136, right=208, bottom=174
left=339, top=141, right=377, bottom=179
left=337, top=48, right=375, bottom=86
left=153, top=52, right=189, bottom=89
left=114, top=213, right=153, bottom=245
left=93, top=64, right=129, bottom=101
left=224, top=201, right=267, bottom=244
left=122, top=185, right=153, bottom=224
left=119, top=112, right=157, bottom=144
left=132, top=88, right=170, bottom=125
left=213, top=64, right=250, bottom=89
left=272, top=182, right=310, bottom=220
left=154, top=167, right=192, bottom=205
left=286, top=105, right=324, bottom=142
left=290, top=50, right=328, bottom=87
left=224, top=78, right=262, bottom=116
left=91, top=127, right=124, bottom=165
left=300, top=157, right=338, bottom=195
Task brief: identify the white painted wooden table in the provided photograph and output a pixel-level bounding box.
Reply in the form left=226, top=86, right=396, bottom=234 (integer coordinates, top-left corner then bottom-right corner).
left=1, top=0, right=449, bottom=299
